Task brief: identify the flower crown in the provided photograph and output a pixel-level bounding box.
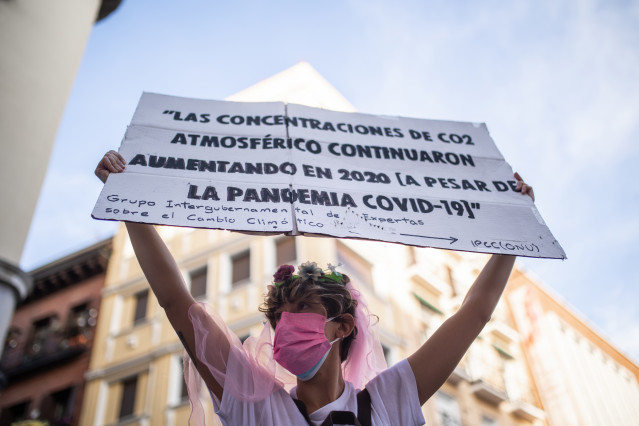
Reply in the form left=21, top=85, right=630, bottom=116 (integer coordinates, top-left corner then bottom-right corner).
left=273, top=262, right=345, bottom=288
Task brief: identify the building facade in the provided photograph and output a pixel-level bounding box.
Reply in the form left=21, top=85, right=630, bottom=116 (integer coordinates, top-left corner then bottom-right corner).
left=506, top=269, right=639, bottom=426
left=0, top=238, right=111, bottom=425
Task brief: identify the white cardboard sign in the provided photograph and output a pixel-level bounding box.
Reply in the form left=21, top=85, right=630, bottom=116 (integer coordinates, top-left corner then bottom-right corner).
left=92, top=93, right=566, bottom=259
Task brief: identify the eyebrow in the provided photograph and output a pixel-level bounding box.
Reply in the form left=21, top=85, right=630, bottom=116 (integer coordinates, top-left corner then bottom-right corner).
left=274, top=296, right=323, bottom=315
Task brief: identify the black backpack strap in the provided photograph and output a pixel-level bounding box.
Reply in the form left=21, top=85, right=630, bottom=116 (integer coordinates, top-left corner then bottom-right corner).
left=292, top=398, right=312, bottom=425
left=292, top=387, right=372, bottom=426
left=356, top=388, right=372, bottom=426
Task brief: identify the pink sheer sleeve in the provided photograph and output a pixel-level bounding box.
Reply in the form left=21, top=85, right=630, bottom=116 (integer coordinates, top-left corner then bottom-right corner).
left=183, top=303, right=296, bottom=424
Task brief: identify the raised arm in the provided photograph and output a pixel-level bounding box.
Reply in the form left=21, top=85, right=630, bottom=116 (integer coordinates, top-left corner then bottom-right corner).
left=95, top=151, right=227, bottom=399
left=407, top=174, right=534, bottom=405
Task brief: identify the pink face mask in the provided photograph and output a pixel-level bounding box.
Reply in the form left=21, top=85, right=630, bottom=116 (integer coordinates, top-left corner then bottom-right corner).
left=273, top=312, right=341, bottom=381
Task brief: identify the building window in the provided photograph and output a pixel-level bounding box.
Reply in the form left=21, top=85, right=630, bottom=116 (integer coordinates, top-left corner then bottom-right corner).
left=180, top=373, right=189, bottom=402
left=178, top=358, right=189, bottom=402
left=276, top=237, right=296, bottom=266
left=29, top=315, right=59, bottom=356
left=68, top=303, right=89, bottom=334
left=481, top=415, right=498, bottom=426
left=231, top=251, right=250, bottom=287
left=190, top=266, right=208, bottom=299
left=381, top=343, right=393, bottom=366
left=67, top=302, right=96, bottom=346
left=0, top=400, right=30, bottom=424
left=39, top=386, right=75, bottom=424
left=336, top=242, right=373, bottom=289
left=119, top=375, right=138, bottom=419
left=436, top=391, right=462, bottom=426
left=133, top=290, right=148, bottom=325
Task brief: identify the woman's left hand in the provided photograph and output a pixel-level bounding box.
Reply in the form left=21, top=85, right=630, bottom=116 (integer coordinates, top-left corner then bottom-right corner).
left=514, top=172, right=534, bottom=201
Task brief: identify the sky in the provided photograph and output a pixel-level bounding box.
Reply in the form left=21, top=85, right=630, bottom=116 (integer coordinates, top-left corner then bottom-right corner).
left=22, top=0, right=639, bottom=361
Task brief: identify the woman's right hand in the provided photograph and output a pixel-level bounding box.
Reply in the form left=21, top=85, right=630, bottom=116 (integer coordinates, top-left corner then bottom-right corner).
left=95, top=150, right=126, bottom=183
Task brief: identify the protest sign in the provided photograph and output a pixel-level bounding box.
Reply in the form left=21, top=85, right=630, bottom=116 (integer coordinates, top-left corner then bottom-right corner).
left=92, top=93, right=566, bottom=259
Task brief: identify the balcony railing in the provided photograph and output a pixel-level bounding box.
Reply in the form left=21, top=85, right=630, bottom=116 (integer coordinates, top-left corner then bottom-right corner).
left=1, top=331, right=89, bottom=378
left=465, top=352, right=538, bottom=407
left=469, top=378, right=509, bottom=406
left=506, top=400, right=546, bottom=421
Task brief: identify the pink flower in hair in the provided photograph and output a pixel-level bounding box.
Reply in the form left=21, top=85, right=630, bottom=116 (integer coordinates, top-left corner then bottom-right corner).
left=273, top=265, right=295, bottom=285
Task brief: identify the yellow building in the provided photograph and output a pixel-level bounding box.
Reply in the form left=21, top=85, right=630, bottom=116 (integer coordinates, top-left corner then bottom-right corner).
left=80, top=63, right=547, bottom=426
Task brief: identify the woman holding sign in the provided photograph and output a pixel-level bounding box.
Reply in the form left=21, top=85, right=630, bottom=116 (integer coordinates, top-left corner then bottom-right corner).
left=96, top=150, right=534, bottom=426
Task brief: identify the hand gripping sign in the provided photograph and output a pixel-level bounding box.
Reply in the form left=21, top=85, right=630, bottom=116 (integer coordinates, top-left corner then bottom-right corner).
left=92, top=93, right=566, bottom=259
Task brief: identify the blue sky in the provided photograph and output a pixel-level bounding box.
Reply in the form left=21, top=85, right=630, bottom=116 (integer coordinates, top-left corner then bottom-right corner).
left=22, top=0, right=639, bottom=361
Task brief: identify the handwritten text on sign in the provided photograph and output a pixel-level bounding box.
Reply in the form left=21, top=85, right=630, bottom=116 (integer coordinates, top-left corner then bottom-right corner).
left=92, top=93, right=565, bottom=259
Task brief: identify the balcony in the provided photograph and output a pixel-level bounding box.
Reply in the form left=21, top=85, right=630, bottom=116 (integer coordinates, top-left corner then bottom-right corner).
left=466, top=358, right=508, bottom=406
left=484, top=321, right=519, bottom=343
left=506, top=400, right=546, bottom=421
left=469, top=379, right=508, bottom=406
left=409, top=271, right=448, bottom=298
left=1, top=332, right=89, bottom=379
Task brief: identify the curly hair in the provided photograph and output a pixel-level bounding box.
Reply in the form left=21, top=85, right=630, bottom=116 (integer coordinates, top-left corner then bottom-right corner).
left=260, top=273, right=358, bottom=363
